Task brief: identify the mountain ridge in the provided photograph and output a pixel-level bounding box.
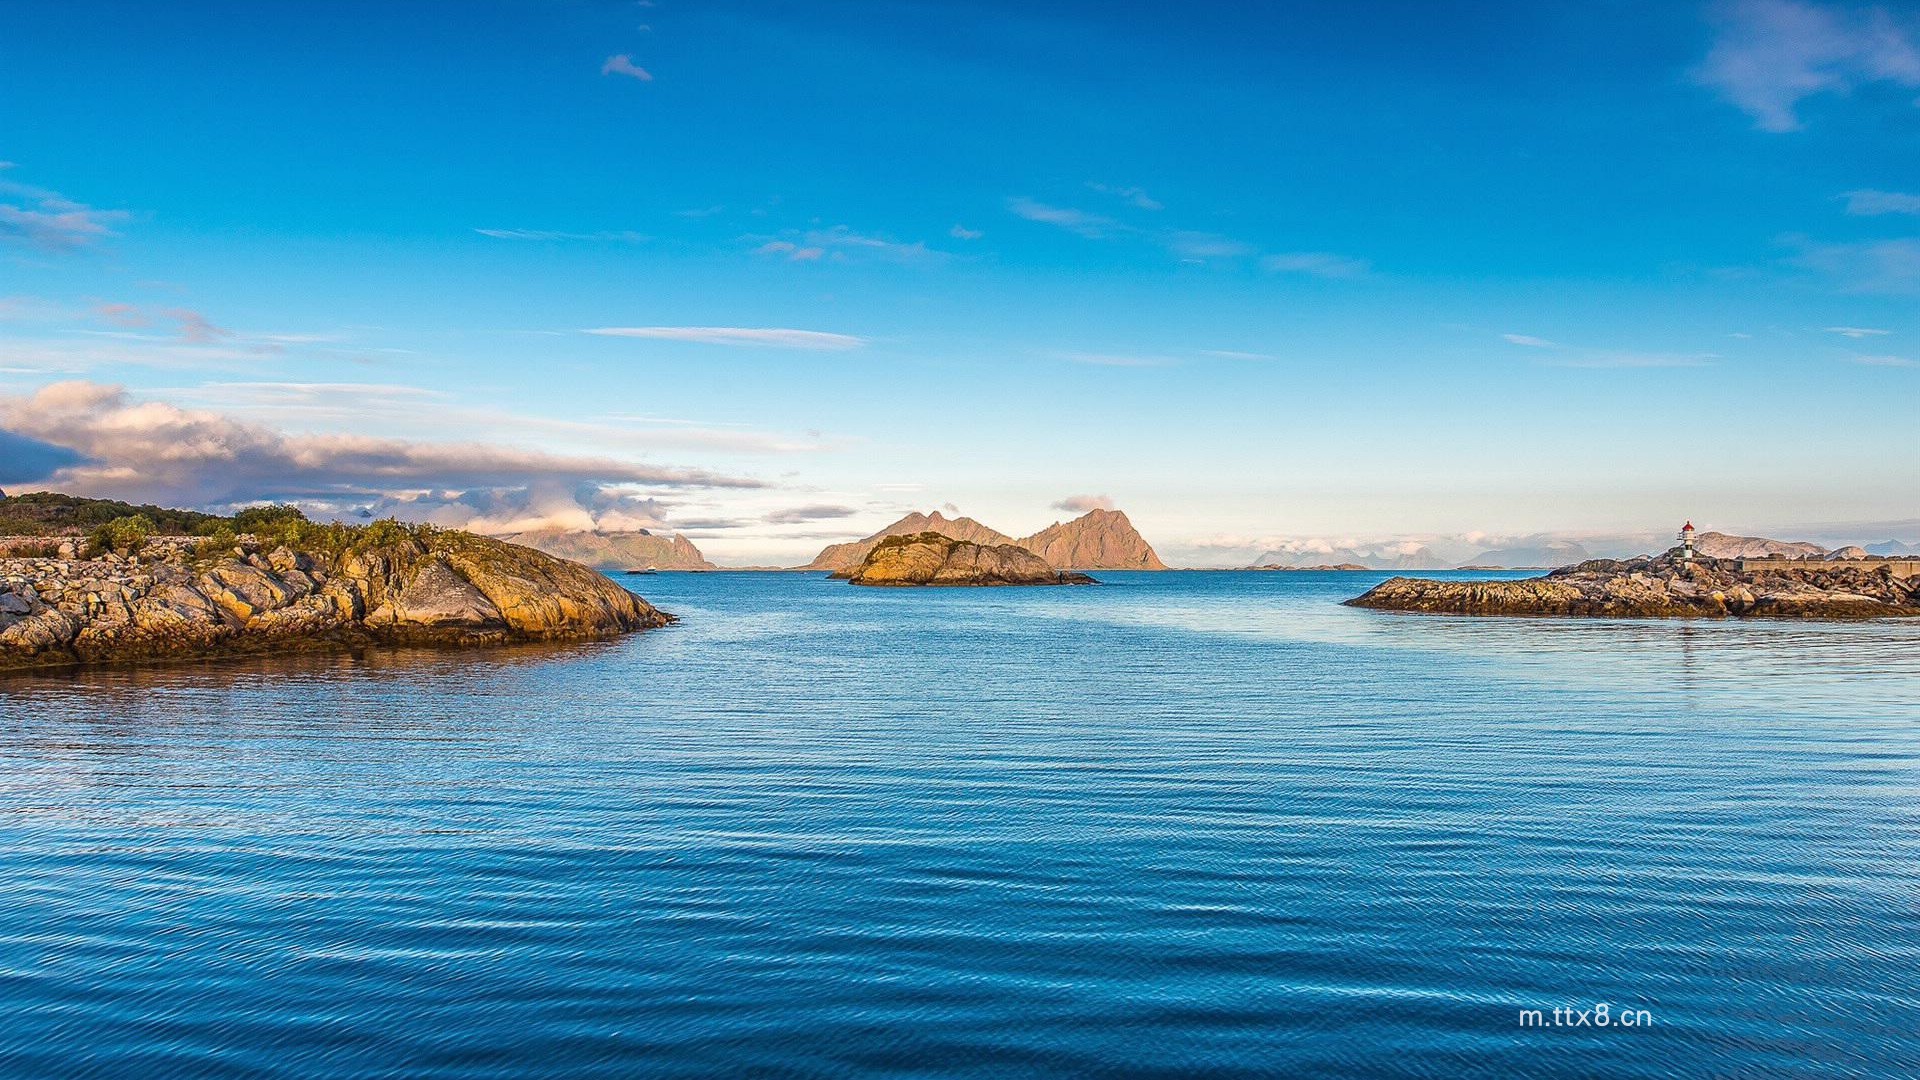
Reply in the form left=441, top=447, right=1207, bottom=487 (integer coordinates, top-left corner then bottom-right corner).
left=496, top=527, right=715, bottom=570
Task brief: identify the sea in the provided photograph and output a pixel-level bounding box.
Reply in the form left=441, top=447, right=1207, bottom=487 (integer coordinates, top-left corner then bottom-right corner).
left=3, top=570, right=1917, bottom=1078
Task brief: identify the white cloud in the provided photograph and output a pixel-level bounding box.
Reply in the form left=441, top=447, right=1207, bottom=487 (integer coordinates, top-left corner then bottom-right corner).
left=1007, top=197, right=1121, bottom=238
left=1850, top=353, right=1916, bottom=366
left=764, top=503, right=857, bottom=524
left=601, top=54, right=654, bottom=81
left=1502, top=333, right=1559, bottom=347
left=1843, top=189, right=1920, bottom=215
left=0, top=381, right=761, bottom=512
left=1825, top=325, right=1891, bottom=337
left=1261, top=252, right=1371, bottom=278
left=1051, top=494, right=1114, bottom=513
left=949, top=224, right=983, bottom=240
left=1696, top=0, right=1920, bottom=132
left=583, top=326, right=866, bottom=349
left=749, top=226, right=941, bottom=264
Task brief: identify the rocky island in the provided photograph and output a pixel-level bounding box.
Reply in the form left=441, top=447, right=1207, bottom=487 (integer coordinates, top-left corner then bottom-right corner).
left=1347, top=552, right=1920, bottom=620
left=0, top=495, right=670, bottom=672
left=835, top=533, right=1097, bottom=586
left=806, top=507, right=1163, bottom=572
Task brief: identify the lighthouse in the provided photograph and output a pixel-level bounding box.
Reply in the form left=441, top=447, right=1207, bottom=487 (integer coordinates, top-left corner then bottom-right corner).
left=1678, top=520, right=1696, bottom=564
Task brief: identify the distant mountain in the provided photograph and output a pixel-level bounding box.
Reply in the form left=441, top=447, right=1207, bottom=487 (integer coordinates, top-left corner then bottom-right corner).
left=1247, top=563, right=1369, bottom=571
left=1825, top=546, right=1871, bottom=560
left=1459, top=540, right=1593, bottom=569
left=1020, top=509, right=1166, bottom=570
left=1253, top=545, right=1445, bottom=571
left=804, top=508, right=1166, bottom=571
left=804, top=511, right=1017, bottom=572
left=498, top=528, right=714, bottom=570
left=1691, top=531, right=1827, bottom=560
left=1867, top=540, right=1920, bottom=556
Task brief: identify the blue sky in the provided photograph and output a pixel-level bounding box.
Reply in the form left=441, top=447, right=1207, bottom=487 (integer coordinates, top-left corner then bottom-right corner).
left=2, top=0, right=1917, bottom=564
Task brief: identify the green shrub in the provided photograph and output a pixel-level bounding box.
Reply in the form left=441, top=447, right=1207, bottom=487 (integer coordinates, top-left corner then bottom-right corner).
left=193, top=524, right=240, bottom=559
left=85, top=514, right=157, bottom=557
left=231, top=504, right=309, bottom=532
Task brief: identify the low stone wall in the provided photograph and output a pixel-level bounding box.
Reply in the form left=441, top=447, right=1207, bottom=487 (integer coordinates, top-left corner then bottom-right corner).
left=1735, top=558, right=1920, bottom=578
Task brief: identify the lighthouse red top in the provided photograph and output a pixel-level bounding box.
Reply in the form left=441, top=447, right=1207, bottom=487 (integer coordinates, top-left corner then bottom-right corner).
left=1681, top=521, right=1695, bottom=532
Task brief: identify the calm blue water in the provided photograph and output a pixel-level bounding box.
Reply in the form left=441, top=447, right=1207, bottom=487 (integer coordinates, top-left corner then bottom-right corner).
left=3, top=570, right=1918, bottom=1078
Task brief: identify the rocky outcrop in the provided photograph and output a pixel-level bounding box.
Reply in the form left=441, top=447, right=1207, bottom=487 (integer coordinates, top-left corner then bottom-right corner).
left=496, top=527, right=714, bottom=570
left=1019, top=509, right=1166, bottom=570
left=805, top=512, right=1021, bottom=572
left=837, top=533, right=1097, bottom=586
left=1346, top=553, right=1920, bottom=620
left=0, top=530, right=670, bottom=672
left=1248, top=563, right=1370, bottom=571
left=806, top=508, right=1165, bottom=572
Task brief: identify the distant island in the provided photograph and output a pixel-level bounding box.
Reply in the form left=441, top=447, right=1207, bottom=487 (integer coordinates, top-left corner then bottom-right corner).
left=1349, top=550, right=1920, bottom=620
left=0, top=494, right=670, bottom=672
left=1245, top=562, right=1370, bottom=572
left=806, top=508, right=1164, bottom=572
left=494, top=527, right=715, bottom=570
left=835, top=533, right=1097, bottom=586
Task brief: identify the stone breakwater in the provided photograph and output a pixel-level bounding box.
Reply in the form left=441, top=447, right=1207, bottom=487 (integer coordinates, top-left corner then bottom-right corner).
left=836, top=533, right=1098, bottom=586
left=0, top=531, right=671, bottom=671
left=1346, top=555, right=1920, bottom=619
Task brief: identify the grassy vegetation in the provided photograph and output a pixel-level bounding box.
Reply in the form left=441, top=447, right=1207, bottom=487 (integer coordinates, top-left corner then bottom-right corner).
left=0, top=492, right=222, bottom=536
left=871, top=531, right=962, bottom=552
left=0, top=493, right=438, bottom=561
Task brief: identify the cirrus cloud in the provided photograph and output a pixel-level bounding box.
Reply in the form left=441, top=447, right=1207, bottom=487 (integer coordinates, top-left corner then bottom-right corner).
left=0, top=173, right=128, bottom=252
left=1843, top=189, right=1920, bottom=215
left=584, top=326, right=867, bottom=349
left=1696, top=0, right=1920, bottom=132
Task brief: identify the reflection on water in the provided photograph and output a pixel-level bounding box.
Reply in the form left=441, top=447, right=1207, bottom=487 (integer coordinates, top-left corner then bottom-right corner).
left=3, top=571, right=1918, bottom=1078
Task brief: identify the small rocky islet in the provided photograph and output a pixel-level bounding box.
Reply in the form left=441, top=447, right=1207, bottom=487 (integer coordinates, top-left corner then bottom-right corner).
left=1347, top=552, right=1920, bottom=620
left=834, top=532, right=1098, bottom=586
left=0, top=499, right=670, bottom=672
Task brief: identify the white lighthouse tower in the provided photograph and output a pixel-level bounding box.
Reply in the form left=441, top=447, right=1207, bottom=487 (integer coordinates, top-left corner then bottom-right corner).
left=1678, top=520, right=1697, bottom=564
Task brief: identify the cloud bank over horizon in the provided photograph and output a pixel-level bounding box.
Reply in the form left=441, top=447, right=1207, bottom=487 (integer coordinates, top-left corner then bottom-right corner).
left=0, top=381, right=761, bottom=533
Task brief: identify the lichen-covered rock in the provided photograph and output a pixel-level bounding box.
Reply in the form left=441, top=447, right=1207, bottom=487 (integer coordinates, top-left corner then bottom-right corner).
left=838, top=532, right=1097, bottom=587
left=0, top=530, right=671, bottom=672
left=1347, top=553, right=1920, bottom=620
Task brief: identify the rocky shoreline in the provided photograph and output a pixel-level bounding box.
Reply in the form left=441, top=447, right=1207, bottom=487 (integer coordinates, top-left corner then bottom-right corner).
left=0, top=528, right=670, bottom=672
left=1346, top=553, right=1920, bottom=620
left=836, top=532, right=1097, bottom=586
